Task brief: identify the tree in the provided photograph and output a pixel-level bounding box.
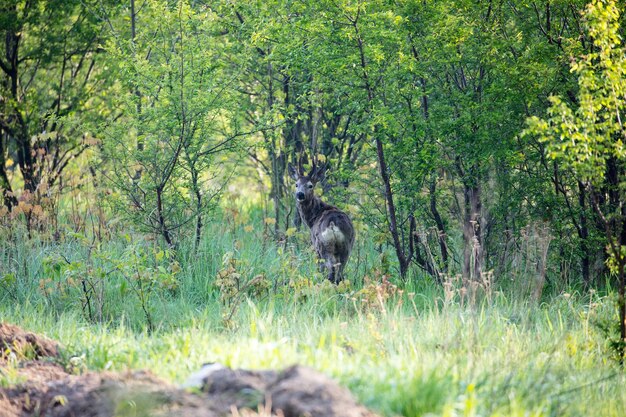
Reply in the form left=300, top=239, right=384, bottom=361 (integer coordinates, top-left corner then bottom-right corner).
left=526, top=0, right=626, bottom=360
left=0, top=0, right=111, bottom=209
left=101, top=0, right=233, bottom=247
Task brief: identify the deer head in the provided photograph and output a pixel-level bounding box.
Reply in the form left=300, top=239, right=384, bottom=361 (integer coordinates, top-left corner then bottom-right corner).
left=288, top=158, right=326, bottom=203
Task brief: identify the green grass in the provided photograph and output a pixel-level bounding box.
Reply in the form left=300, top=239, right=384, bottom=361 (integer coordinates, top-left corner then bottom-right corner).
left=2, top=293, right=624, bottom=417
left=1, top=209, right=625, bottom=416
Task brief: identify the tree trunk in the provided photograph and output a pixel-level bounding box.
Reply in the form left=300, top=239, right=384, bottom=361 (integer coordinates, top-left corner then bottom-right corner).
left=155, top=186, right=173, bottom=247
left=429, top=175, right=449, bottom=273
left=462, top=181, right=483, bottom=280
left=15, top=119, right=37, bottom=193
left=131, top=0, right=144, bottom=186
left=578, top=181, right=591, bottom=287
left=0, top=132, right=16, bottom=209
left=270, top=147, right=283, bottom=236
left=617, top=214, right=626, bottom=364
left=5, top=22, right=37, bottom=194
left=192, top=170, right=202, bottom=251
left=353, top=13, right=412, bottom=278
left=375, top=136, right=410, bottom=278
left=613, top=199, right=626, bottom=363
left=590, top=187, right=625, bottom=363
left=420, top=70, right=448, bottom=278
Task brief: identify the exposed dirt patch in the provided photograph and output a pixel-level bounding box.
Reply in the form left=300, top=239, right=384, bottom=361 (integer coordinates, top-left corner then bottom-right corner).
left=199, top=365, right=278, bottom=412
left=1, top=362, right=221, bottom=417
left=0, top=323, right=59, bottom=360
left=198, top=364, right=378, bottom=417
left=0, top=324, right=379, bottom=417
left=270, top=365, right=377, bottom=417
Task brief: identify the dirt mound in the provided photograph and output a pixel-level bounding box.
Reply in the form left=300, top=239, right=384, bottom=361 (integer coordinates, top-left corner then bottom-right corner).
left=0, top=361, right=221, bottom=417
left=196, top=363, right=377, bottom=417
left=197, top=365, right=278, bottom=412
left=0, top=323, right=59, bottom=359
left=270, top=365, right=377, bottom=417
left=0, top=324, right=379, bottom=417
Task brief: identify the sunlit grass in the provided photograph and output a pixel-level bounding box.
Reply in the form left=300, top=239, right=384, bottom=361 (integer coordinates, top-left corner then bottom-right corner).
left=1, top=209, right=625, bottom=416
left=2, top=290, right=624, bottom=417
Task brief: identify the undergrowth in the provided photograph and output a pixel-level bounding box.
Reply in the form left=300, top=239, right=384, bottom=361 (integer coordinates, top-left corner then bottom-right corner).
left=0, top=208, right=625, bottom=417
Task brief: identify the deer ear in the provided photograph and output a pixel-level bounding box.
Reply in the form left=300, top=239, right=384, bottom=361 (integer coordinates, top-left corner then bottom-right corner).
left=287, top=163, right=299, bottom=180
left=312, top=163, right=327, bottom=183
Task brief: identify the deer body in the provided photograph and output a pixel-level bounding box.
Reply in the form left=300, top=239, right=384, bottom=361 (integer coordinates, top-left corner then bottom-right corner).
left=289, top=162, right=354, bottom=283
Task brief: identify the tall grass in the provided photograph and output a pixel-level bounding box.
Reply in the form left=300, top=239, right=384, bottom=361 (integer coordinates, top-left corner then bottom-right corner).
left=2, top=291, right=623, bottom=416
left=1, top=208, right=625, bottom=416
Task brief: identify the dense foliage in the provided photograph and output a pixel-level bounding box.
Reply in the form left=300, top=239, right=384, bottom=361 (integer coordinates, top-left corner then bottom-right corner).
left=2, top=1, right=626, bottom=412
left=0, top=0, right=626, bottom=416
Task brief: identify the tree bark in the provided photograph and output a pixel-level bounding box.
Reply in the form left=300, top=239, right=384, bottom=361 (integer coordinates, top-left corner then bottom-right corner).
left=192, top=169, right=202, bottom=251
left=578, top=181, right=591, bottom=287
left=462, top=180, right=483, bottom=280
left=156, top=186, right=173, bottom=247
left=375, top=135, right=410, bottom=278
left=4, top=16, right=37, bottom=194
left=616, top=263, right=626, bottom=364
left=0, top=132, right=16, bottom=209
left=429, top=175, right=449, bottom=273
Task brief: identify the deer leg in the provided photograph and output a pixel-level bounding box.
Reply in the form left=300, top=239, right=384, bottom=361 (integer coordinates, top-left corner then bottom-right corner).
left=331, top=262, right=346, bottom=284
left=328, top=269, right=336, bottom=283
left=335, top=262, right=345, bottom=283
left=330, top=263, right=340, bottom=284
left=323, top=255, right=337, bottom=283
left=332, top=251, right=349, bottom=284
left=326, top=260, right=334, bottom=283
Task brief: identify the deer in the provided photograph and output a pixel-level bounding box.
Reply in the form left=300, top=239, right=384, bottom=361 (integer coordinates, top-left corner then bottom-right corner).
left=288, top=159, right=355, bottom=284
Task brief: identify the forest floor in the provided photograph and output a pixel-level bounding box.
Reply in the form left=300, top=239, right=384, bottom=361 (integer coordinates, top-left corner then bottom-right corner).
left=1, top=291, right=625, bottom=417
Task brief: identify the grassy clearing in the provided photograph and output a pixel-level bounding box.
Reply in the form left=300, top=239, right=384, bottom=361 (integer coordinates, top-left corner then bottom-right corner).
left=1, top=210, right=625, bottom=417
left=1, top=292, right=624, bottom=417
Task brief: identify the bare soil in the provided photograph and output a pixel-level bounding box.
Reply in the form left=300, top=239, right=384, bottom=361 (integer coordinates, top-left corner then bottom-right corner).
left=0, top=324, right=379, bottom=417
left=0, top=323, right=59, bottom=360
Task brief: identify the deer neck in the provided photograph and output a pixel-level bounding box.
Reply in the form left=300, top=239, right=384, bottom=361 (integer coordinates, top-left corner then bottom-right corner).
left=297, top=196, right=330, bottom=228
